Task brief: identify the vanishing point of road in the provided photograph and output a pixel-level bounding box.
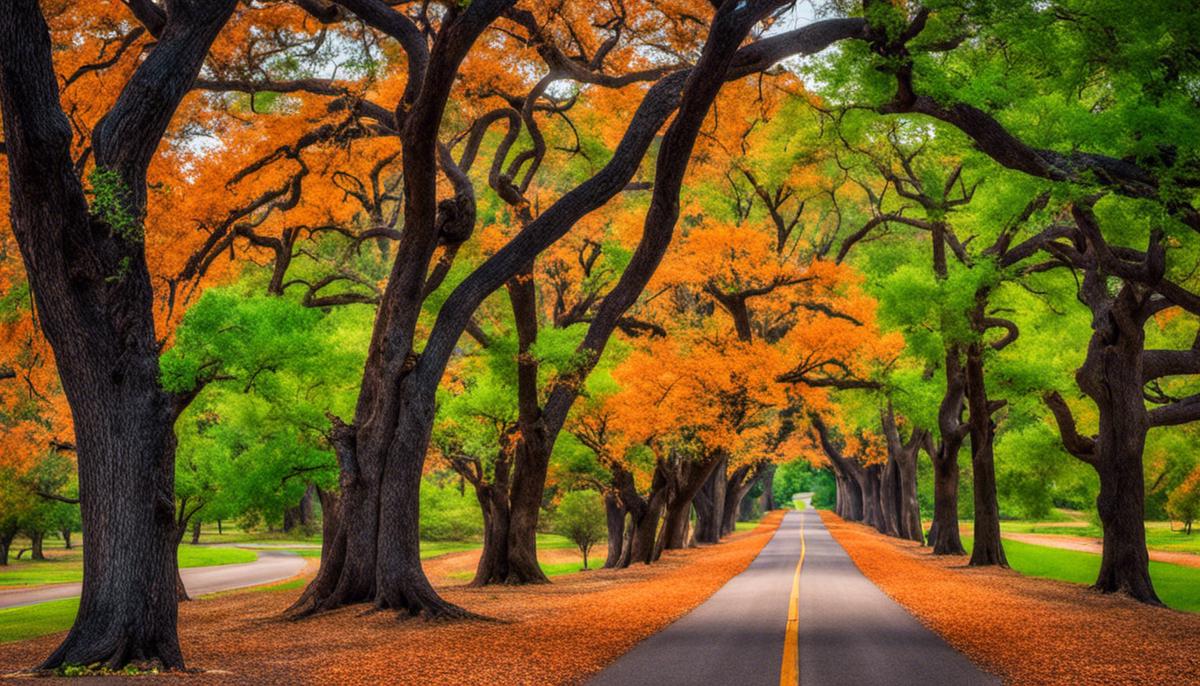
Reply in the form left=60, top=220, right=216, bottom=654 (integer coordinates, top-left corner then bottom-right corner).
left=590, top=508, right=998, bottom=686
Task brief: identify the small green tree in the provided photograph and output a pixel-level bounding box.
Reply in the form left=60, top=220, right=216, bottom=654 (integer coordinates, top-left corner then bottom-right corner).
left=555, top=490, right=606, bottom=570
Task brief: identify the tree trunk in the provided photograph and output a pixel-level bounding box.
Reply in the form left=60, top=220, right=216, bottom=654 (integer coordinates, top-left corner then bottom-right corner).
left=602, top=491, right=626, bottom=569
left=0, top=530, right=14, bottom=566
left=613, top=462, right=669, bottom=568
left=1066, top=280, right=1159, bottom=603
left=895, top=435, right=924, bottom=543
left=759, top=463, right=775, bottom=513
left=62, top=529, right=72, bottom=550
left=0, top=0, right=236, bottom=669
left=965, top=339, right=1007, bottom=567
left=860, top=465, right=884, bottom=531
left=468, top=470, right=512, bottom=586
left=216, top=519, right=222, bottom=536
left=655, top=454, right=720, bottom=558
left=721, top=463, right=759, bottom=536
left=692, top=455, right=727, bottom=544
left=29, top=531, right=45, bottom=561
left=877, top=462, right=902, bottom=537
left=299, top=484, right=315, bottom=528
left=190, top=520, right=201, bottom=546
left=928, top=348, right=968, bottom=555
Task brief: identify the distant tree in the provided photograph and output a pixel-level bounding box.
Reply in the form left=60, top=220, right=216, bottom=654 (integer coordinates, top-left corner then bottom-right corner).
left=555, top=490, right=606, bottom=570
left=1167, top=467, right=1200, bottom=535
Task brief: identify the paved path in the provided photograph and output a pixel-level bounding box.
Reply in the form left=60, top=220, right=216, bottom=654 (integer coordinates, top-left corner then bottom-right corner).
left=0, top=550, right=306, bottom=609
left=590, top=509, right=997, bottom=686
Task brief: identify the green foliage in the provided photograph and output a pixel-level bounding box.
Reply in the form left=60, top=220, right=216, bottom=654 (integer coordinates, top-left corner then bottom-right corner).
left=553, top=489, right=606, bottom=569
left=86, top=167, right=141, bottom=243
left=773, top=460, right=834, bottom=509
left=419, top=479, right=483, bottom=541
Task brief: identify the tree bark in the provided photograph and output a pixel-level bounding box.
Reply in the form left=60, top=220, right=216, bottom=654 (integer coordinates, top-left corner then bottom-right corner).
left=1045, top=270, right=1162, bottom=603
left=190, top=520, right=201, bottom=546
left=0, top=531, right=13, bottom=566
left=0, top=0, right=237, bottom=670
left=692, top=455, right=727, bottom=544
left=721, top=463, right=760, bottom=536
left=758, top=463, right=776, bottom=513
left=62, top=529, right=73, bottom=550
left=655, top=453, right=721, bottom=557
left=965, top=334, right=1007, bottom=567
left=29, top=531, right=45, bottom=561
left=602, top=490, right=626, bottom=569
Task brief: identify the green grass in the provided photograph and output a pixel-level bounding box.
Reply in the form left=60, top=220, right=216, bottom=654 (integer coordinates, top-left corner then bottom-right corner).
left=0, top=598, right=79, bottom=643
left=1000, top=519, right=1200, bottom=555
left=735, top=518, right=763, bottom=532
left=964, top=535, right=1200, bottom=613
left=0, top=546, right=255, bottom=587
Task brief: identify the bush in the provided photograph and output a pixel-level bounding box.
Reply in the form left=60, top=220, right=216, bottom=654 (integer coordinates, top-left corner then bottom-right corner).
left=420, top=480, right=483, bottom=541
left=554, top=490, right=606, bottom=569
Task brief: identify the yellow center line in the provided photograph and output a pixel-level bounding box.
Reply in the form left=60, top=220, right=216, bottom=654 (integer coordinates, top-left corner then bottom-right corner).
left=779, top=510, right=807, bottom=686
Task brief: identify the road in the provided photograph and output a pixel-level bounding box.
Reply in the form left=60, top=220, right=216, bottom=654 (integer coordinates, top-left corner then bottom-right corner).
left=0, top=550, right=306, bottom=609
left=589, top=508, right=998, bottom=686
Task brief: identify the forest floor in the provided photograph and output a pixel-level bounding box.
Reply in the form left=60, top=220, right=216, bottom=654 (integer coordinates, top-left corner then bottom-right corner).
left=0, top=512, right=784, bottom=684
left=825, top=512, right=1200, bottom=686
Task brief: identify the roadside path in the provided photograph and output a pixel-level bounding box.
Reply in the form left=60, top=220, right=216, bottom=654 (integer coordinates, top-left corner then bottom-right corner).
left=0, top=550, right=305, bottom=609
left=1003, top=532, right=1200, bottom=570
left=590, top=509, right=997, bottom=686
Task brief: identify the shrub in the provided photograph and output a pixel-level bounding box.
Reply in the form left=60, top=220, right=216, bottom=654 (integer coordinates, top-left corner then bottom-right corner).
left=420, top=480, right=483, bottom=541
left=554, top=490, right=606, bottom=570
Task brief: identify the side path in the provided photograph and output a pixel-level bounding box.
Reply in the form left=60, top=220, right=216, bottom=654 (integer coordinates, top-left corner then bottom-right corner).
left=0, top=550, right=305, bottom=609
left=590, top=509, right=998, bottom=686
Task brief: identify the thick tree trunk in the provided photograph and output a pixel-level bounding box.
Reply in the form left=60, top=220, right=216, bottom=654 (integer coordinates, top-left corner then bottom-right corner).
left=1070, top=282, right=1159, bottom=603
left=928, top=439, right=965, bottom=554
left=42, top=396, right=185, bottom=668
left=692, top=456, right=727, bottom=544
left=721, top=463, right=758, bottom=536
left=0, top=531, right=12, bottom=566
left=613, top=462, right=669, bottom=568
left=1, top=0, right=237, bottom=669
left=877, top=462, right=902, bottom=537
left=471, top=484, right=512, bottom=586
left=895, top=436, right=924, bottom=543
left=860, top=465, right=884, bottom=531
left=603, top=491, right=626, bottom=569
left=965, top=340, right=1007, bottom=567
left=62, top=529, right=73, bottom=550
left=655, top=454, right=720, bottom=557
left=29, top=531, right=45, bottom=561
left=190, top=520, right=201, bottom=546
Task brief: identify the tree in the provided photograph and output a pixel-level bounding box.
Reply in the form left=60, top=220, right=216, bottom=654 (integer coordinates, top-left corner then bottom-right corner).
left=0, top=0, right=240, bottom=667
left=1168, top=466, right=1200, bottom=535
left=1042, top=198, right=1200, bottom=604
left=555, top=490, right=606, bottom=570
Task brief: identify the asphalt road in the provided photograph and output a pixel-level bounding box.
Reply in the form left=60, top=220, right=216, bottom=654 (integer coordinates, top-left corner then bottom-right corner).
left=589, top=508, right=998, bottom=686
left=0, top=549, right=306, bottom=609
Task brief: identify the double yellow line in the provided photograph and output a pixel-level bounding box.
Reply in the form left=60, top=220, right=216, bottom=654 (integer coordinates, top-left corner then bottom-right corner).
left=779, top=511, right=807, bottom=686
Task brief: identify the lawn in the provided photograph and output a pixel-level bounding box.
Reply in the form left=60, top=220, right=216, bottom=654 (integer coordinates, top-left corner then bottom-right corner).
left=963, top=535, right=1200, bottom=613
left=999, top=519, right=1200, bottom=556
left=0, top=546, right=256, bottom=587
left=0, top=598, right=79, bottom=644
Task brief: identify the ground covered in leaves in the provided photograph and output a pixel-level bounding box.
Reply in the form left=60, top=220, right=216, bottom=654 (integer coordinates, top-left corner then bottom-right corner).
left=823, top=512, right=1200, bottom=686
left=0, top=512, right=782, bottom=684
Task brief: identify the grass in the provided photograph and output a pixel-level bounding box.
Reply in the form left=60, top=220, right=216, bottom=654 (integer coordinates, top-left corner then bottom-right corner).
left=0, top=598, right=79, bottom=644
left=963, top=535, right=1200, bottom=613
left=1000, top=518, right=1200, bottom=555
left=0, top=546, right=255, bottom=587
